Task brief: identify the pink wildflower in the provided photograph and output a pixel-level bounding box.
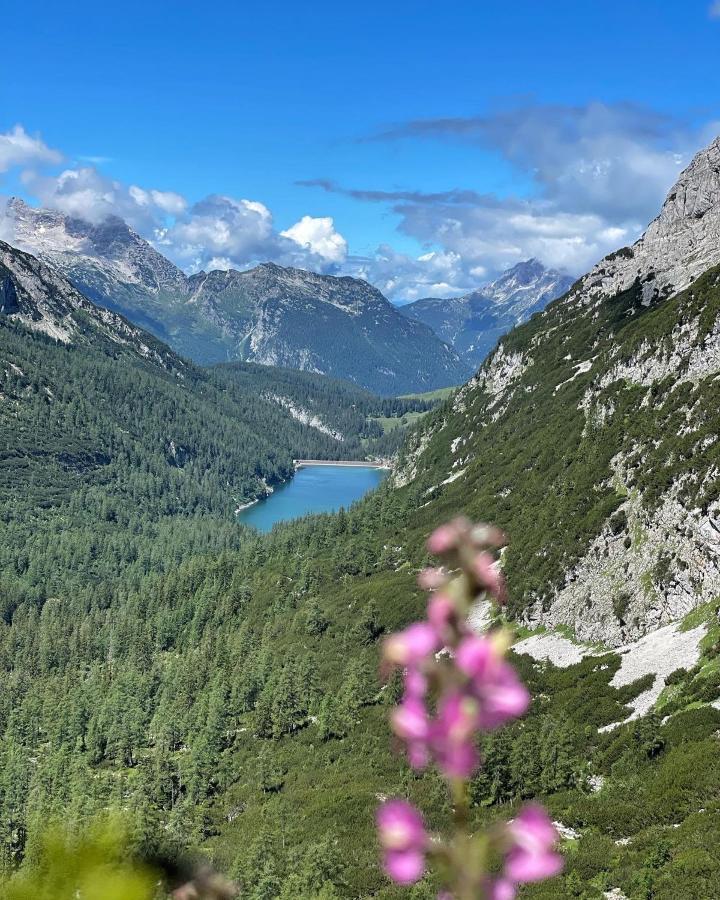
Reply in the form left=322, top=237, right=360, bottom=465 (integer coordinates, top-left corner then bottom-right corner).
left=427, top=518, right=470, bottom=555
left=377, top=800, right=428, bottom=885
left=427, top=523, right=459, bottom=555
left=473, top=551, right=507, bottom=603
left=391, top=695, right=431, bottom=770
left=377, top=519, right=563, bottom=897
left=391, top=697, right=431, bottom=743
left=427, top=593, right=456, bottom=640
left=486, top=879, right=517, bottom=900
left=384, top=622, right=440, bottom=668
left=418, top=567, right=447, bottom=590
left=504, top=805, right=564, bottom=883
left=404, top=665, right=428, bottom=699
left=431, top=691, right=481, bottom=778
left=455, top=635, right=530, bottom=730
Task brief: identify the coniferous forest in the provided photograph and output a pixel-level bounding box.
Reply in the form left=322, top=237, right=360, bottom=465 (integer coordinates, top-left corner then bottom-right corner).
left=4, top=4, right=720, bottom=897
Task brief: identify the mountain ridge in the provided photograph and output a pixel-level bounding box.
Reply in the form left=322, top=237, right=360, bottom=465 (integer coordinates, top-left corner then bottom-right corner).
left=394, top=133, right=720, bottom=648
left=400, top=259, right=574, bottom=368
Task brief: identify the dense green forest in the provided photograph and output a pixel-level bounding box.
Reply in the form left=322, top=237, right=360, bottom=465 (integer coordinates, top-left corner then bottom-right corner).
left=2, top=471, right=720, bottom=898
left=213, top=362, right=438, bottom=459
left=2, top=250, right=720, bottom=897
left=0, top=311, right=435, bottom=605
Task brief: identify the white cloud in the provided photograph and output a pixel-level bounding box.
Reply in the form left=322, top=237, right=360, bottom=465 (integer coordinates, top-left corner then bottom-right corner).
left=350, top=245, right=472, bottom=302
left=128, top=186, right=187, bottom=216
left=5, top=107, right=720, bottom=303
left=158, top=194, right=277, bottom=270
left=315, top=103, right=720, bottom=298
left=0, top=125, right=62, bottom=173
left=281, top=215, right=348, bottom=263
left=21, top=165, right=184, bottom=232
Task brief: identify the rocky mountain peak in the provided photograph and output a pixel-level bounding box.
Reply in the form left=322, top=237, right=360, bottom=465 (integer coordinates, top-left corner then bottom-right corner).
left=579, top=134, right=720, bottom=305
left=6, top=198, right=186, bottom=294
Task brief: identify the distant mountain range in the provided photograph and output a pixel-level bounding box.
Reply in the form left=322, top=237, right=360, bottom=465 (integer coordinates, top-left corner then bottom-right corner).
left=400, top=259, right=574, bottom=368
left=6, top=199, right=470, bottom=395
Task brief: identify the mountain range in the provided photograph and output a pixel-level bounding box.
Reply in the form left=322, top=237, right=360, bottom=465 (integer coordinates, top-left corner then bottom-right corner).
left=400, top=259, right=574, bottom=368
left=6, top=198, right=470, bottom=395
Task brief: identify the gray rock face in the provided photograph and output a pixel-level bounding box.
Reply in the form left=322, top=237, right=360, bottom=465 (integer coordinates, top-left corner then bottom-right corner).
left=0, top=275, right=20, bottom=315
left=525, top=454, right=720, bottom=647
left=0, top=239, right=181, bottom=369
left=577, top=137, right=720, bottom=306
left=401, top=260, right=573, bottom=369
left=396, top=133, right=720, bottom=651
left=8, top=198, right=187, bottom=295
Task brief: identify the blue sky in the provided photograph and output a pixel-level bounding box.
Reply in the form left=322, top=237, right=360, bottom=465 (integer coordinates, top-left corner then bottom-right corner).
left=1, top=0, right=719, bottom=299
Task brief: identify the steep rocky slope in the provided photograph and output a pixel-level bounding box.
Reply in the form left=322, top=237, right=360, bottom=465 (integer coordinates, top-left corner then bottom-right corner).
left=6, top=199, right=469, bottom=393
left=0, top=238, right=181, bottom=368
left=394, top=135, right=720, bottom=648
left=401, top=259, right=573, bottom=368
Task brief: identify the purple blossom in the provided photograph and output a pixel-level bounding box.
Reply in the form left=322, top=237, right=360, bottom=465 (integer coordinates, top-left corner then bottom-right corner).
left=431, top=691, right=481, bottom=778
left=384, top=622, right=440, bottom=668
left=472, top=551, right=507, bottom=604
left=377, top=800, right=427, bottom=885
left=391, top=696, right=431, bottom=743
left=427, top=593, right=456, bottom=639
left=377, top=519, right=563, bottom=896
left=504, top=805, right=564, bottom=883
left=427, top=522, right=463, bottom=555
left=456, top=635, right=530, bottom=730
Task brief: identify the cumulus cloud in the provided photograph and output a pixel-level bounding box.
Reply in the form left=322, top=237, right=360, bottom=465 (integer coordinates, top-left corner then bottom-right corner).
left=350, top=245, right=474, bottom=302
left=21, top=165, right=183, bottom=233
left=0, top=125, right=62, bottom=174
left=154, top=196, right=347, bottom=274
left=281, top=215, right=348, bottom=263
left=128, top=185, right=187, bottom=216
left=157, top=194, right=279, bottom=270
left=2, top=130, right=348, bottom=275
left=4, top=108, right=719, bottom=302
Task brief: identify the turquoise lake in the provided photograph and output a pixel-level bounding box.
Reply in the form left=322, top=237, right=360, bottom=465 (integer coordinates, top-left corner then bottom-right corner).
left=237, top=464, right=389, bottom=532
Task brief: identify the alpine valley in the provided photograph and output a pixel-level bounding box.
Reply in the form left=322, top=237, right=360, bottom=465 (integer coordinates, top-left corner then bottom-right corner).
left=2, top=130, right=720, bottom=900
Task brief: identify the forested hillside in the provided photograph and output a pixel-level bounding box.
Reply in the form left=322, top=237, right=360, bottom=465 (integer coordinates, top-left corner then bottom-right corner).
left=0, top=239, right=436, bottom=606
left=3, top=141, right=720, bottom=899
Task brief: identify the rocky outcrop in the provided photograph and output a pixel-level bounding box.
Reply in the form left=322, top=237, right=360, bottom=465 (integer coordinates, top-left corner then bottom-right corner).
left=396, top=134, right=720, bottom=649
left=574, top=137, right=720, bottom=307
left=0, top=240, right=182, bottom=369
